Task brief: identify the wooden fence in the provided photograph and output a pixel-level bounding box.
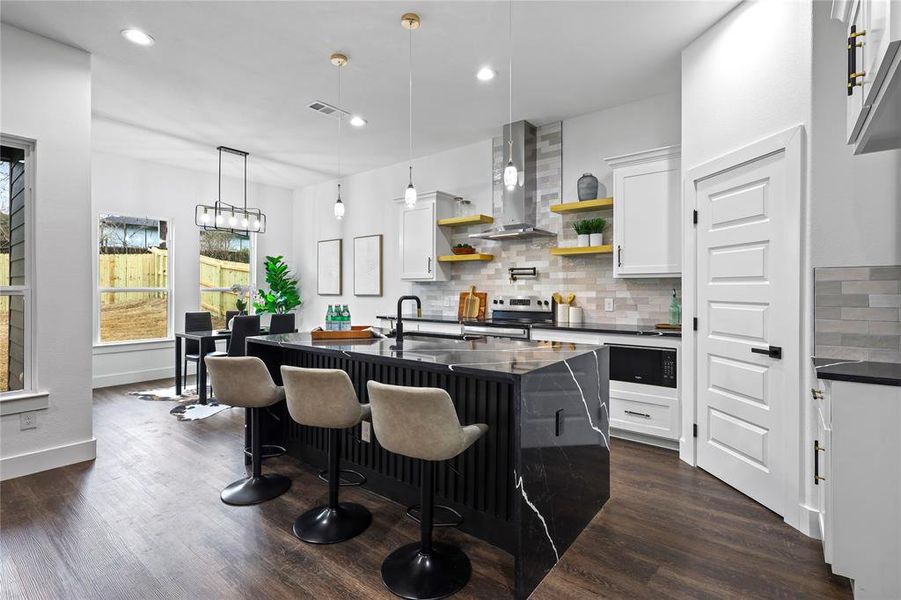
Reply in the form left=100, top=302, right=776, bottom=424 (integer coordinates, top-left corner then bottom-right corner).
left=199, top=254, right=251, bottom=318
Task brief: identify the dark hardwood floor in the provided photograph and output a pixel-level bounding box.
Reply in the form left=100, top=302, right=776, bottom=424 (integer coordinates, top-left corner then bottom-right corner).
left=1, top=379, right=851, bottom=599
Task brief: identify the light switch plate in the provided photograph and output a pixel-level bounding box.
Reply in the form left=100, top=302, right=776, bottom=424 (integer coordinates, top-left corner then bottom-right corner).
left=361, top=420, right=371, bottom=443
left=605, top=298, right=614, bottom=312
left=20, top=412, right=37, bottom=431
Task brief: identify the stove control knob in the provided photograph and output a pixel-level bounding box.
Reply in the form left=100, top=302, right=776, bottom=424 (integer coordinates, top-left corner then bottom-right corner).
left=543, top=300, right=550, bottom=306
left=499, top=299, right=505, bottom=304
left=492, top=299, right=498, bottom=305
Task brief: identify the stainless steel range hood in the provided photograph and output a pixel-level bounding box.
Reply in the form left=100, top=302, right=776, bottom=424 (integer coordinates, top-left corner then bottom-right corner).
left=470, top=120, right=555, bottom=241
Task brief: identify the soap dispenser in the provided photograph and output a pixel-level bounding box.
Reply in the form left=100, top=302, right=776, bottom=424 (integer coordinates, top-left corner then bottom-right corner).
left=669, top=289, right=681, bottom=326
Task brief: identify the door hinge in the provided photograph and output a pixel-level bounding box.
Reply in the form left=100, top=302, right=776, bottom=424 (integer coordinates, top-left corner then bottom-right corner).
left=693, top=209, right=698, bottom=225
left=693, top=423, right=698, bottom=438
left=693, top=317, right=698, bottom=331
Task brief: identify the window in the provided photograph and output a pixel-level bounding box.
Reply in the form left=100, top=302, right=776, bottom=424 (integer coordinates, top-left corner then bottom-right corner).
left=199, top=230, right=253, bottom=329
left=97, top=215, right=170, bottom=343
left=0, top=140, right=32, bottom=393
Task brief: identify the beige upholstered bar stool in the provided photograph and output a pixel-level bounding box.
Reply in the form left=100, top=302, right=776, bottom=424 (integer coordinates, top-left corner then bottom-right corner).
left=281, top=366, right=373, bottom=544
left=205, top=356, right=291, bottom=506
left=367, top=381, right=488, bottom=600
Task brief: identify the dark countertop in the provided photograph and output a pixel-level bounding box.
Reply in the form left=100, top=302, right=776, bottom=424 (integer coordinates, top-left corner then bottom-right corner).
left=248, top=332, right=603, bottom=380
left=376, top=314, right=682, bottom=338
left=813, top=357, right=901, bottom=387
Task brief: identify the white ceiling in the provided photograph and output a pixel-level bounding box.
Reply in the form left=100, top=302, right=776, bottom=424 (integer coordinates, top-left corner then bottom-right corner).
left=1, top=1, right=738, bottom=189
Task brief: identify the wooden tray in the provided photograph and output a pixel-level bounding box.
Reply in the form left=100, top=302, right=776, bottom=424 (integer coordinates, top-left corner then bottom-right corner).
left=311, top=326, right=373, bottom=340
left=457, top=291, right=488, bottom=321
left=654, top=323, right=682, bottom=331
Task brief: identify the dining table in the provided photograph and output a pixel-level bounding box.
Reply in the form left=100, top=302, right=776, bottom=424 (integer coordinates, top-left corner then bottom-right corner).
left=174, top=328, right=270, bottom=404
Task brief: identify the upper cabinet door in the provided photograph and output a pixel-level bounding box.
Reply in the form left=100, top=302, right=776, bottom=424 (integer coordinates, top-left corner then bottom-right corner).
left=399, top=201, right=435, bottom=280
left=847, top=0, right=870, bottom=143
left=608, top=146, right=681, bottom=278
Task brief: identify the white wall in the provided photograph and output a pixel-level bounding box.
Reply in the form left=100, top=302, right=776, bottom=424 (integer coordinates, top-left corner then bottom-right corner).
left=680, top=0, right=813, bottom=534
left=292, top=92, right=681, bottom=331
left=562, top=92, right=681, bottom=201
left=0, top=24, right=95, bottom=479
left=91, top=151, right=294, bottom=388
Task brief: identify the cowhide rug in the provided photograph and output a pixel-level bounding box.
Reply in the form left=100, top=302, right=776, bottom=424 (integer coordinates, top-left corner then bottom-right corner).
left=129, top=386, right=232, bottom=421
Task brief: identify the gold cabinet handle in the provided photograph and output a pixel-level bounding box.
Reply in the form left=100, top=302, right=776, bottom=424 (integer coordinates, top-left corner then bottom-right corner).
left=850, top=71, right=866, bottom=78
left=811, top=388, right=824, bottom=400
left=816, top=442, right=826, bottom=452
left=850, top=29, right=867, bottom=38
left=816, top=475, right=827, bottom=482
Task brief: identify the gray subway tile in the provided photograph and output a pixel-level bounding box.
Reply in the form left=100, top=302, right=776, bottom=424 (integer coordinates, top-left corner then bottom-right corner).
left=815, top=345, right=869, bottom=360
left=815, top=267, right=870, bottom=281
left=867, top=266, right=901, bottom=281
left=842, top=280, right=900, bottom=294
left=841, top=307, right=899, bottom=321
left=814, top=294, right=868, bottom=307
left=840, top=333, right=901, bottom=349
left=869, top=321, right=901, bottom=335
left=815, top=332, right=842, bottom=346
left=814, top=281, right=843, bottom=294
left=867, top=350, right=901, bottom=363
left=816, top=307, right=842, bottom=320
left=815, top=319, right=869, bottom=334
left=869, top=294, right=901, bottom=308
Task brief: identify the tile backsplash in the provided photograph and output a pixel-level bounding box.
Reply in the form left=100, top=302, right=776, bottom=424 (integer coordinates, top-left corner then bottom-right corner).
left=412, top=121, right=680, bottom=326
left=815, top=266, right=901, bottom=363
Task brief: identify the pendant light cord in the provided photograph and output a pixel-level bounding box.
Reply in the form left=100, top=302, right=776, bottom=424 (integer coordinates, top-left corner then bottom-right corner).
left=508, top=0, right=513, bottom=158
left=337, top=61, right=342, bottom=182
left=408, top=26, right=414, bottom=178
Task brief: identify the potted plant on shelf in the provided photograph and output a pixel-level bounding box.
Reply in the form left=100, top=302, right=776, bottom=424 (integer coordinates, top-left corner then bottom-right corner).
left=452, top=243, right=476, bottom=255
left=589, top=218, right=606, bottom=247
left=253, top=255, right=302, bottom=314
left=573, top=220, right=591, bottom=247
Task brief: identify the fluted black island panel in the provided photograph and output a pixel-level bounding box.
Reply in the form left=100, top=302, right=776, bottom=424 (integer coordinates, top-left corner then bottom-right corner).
left=247, top=334, right=610, bottom=599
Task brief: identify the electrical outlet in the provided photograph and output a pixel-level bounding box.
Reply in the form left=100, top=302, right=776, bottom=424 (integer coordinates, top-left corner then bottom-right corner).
left=605, top=298, right=614, bottom=312
left=19, top=412, right=37, bottom=431
left=361, top=420, right=371, bottom=443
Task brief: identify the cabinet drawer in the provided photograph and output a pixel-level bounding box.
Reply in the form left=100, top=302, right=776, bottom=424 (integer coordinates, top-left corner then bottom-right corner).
left=610, top=387, right=679, bottom=440
left=816, top=409, right=832, bottom=564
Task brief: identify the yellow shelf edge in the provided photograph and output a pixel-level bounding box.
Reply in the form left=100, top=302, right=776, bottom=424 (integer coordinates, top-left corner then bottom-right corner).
left=549, top=245, right=613, bottom=256
left=437, top=214, right=494, bottom=227
left=437, top=253, right=495, bottom=262
left=550, top=198, right=614, bottom=214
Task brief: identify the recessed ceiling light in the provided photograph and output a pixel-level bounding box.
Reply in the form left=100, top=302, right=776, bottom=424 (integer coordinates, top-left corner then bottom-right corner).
left=476, top=67, right=495, bottom=81
left=349, top=115, right=367, bottom=127
left=121, top=28, right=155, bottom=47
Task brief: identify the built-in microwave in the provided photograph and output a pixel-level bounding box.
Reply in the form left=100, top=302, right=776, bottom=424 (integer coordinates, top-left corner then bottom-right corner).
left=607, top=344, right=677, bottom=389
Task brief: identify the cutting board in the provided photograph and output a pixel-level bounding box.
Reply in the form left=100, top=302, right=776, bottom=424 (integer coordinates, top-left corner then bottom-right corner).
left=457, top=291, right=488, bottom=321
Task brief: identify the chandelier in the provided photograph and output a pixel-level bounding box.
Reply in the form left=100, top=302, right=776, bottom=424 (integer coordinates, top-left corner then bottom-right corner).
left=195, top=146, right=266, bottom=233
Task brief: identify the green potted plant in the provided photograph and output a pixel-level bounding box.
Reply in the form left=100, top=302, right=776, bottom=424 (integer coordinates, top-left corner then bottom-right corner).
left=572, top=219, right=592, bottom=247
left=253, top=255, right=302, bottom=315
left=452, top=243, right=476, bottom=255
left=589, top=218, right=607, bottom=247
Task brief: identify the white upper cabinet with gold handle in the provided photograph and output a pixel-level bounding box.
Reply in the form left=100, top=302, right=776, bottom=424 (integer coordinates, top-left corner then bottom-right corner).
left=837, top=0, right=901, bottom=154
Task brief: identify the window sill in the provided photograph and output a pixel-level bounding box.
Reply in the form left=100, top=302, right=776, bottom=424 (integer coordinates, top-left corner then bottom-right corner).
left=0, top=390, right=49, bottom=416
left=93, top=338, right=175, bottom=354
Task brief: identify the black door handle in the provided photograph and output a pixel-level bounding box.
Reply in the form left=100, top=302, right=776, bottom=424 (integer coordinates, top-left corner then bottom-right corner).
left=751, top=345, right=782, bottom=359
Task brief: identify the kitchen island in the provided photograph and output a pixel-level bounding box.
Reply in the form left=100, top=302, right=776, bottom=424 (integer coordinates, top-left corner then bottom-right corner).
left=247, top=333, right=609, bottom=599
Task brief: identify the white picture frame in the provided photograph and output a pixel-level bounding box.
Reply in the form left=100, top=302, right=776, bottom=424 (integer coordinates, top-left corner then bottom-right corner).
left=317, top=238, right=342, bottom=295
left=353, top=234, right=383, bottom=296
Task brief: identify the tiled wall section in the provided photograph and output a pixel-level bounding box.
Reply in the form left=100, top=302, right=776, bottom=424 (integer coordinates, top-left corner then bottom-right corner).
left=412, top=122, right=681, bottom=326
left=815, top=266, right=901, bottom=363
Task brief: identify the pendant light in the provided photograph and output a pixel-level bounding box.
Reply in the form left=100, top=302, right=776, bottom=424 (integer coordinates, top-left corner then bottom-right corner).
left=502, top=0, right=519, bottom=190
left=195, top=146, right=266, bottom=233
left=401, top=13, right=420, bottom=208
left=331, top=52, right=348, bottom=220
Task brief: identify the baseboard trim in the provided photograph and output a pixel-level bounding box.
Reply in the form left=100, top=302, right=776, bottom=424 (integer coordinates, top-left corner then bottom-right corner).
left=92, top=366, right=194, bottom=389
left=799, top=503, right=821, bottom=539
left=611, top=428, right=680, bottom=451
left=0, top=437, right=96, bottom=481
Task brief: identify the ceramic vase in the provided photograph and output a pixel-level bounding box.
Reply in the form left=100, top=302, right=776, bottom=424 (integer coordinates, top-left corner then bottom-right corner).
left=578, top=173, right=599, bottom=201
left=589, top=233, right=603, bottom=247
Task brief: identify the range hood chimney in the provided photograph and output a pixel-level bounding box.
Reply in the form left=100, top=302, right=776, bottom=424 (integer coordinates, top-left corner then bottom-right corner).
left=470, top=120, right=555, bottom=241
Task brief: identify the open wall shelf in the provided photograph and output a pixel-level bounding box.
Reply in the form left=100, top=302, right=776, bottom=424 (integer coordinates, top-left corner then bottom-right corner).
left=549, top=245, right=613, bottom=256
left=437, top=214, right=494, bottom=227
left=437, top=253, right=494, bottom=263
left=550, top=198, right=614, bottom=214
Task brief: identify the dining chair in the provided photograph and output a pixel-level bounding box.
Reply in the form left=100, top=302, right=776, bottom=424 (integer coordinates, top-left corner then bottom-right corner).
left=184, top=311, right=217, bottom=391
left=228, top=315, right=261, bottom=358
left=268, top=313, right=296, bottom=335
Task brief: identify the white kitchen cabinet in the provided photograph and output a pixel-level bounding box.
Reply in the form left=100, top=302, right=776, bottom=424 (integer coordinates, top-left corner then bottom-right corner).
left=839, top=0, right=901, bottom=154
left=397, top=191, right=453, bottom=282
left=604, top=145, right=681, bottom=278
left=813, top=378, right=901, bottom=598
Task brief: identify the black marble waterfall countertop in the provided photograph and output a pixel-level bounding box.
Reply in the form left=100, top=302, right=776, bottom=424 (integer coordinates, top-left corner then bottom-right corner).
left=375, top=314, right=682, bottom=338
left=248, top=332, right=602, bottom=381
left=813, top=357, right=901, bottom=387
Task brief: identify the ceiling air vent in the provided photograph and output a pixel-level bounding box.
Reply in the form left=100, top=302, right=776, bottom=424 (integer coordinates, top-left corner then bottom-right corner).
left=306, top=100, right=350, bottom=119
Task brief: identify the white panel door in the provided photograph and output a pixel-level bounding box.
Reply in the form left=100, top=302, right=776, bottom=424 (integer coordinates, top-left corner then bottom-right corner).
left=695, top=148, right=798, bottom=516
left=399, top=201, right=434, bottom=280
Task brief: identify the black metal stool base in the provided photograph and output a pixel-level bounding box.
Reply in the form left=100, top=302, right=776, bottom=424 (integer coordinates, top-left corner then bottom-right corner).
left=244, top=444, right=287, bottom=461
left=220, top=474, right=291, bottom=506
left=317, top=468, right=367, bottom=487
left=293, top=502, right=372, bottom=544
left=381, top=541, right=472, bottom=600
left=405, top=504, right=463, bottom=528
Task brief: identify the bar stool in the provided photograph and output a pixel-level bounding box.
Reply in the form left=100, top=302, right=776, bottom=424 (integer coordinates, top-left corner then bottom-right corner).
left=367, top=381, right=488, bottom=600
left=281, top=366, right=373, bottom=544
left=205, top=356, right=291, bottom=506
